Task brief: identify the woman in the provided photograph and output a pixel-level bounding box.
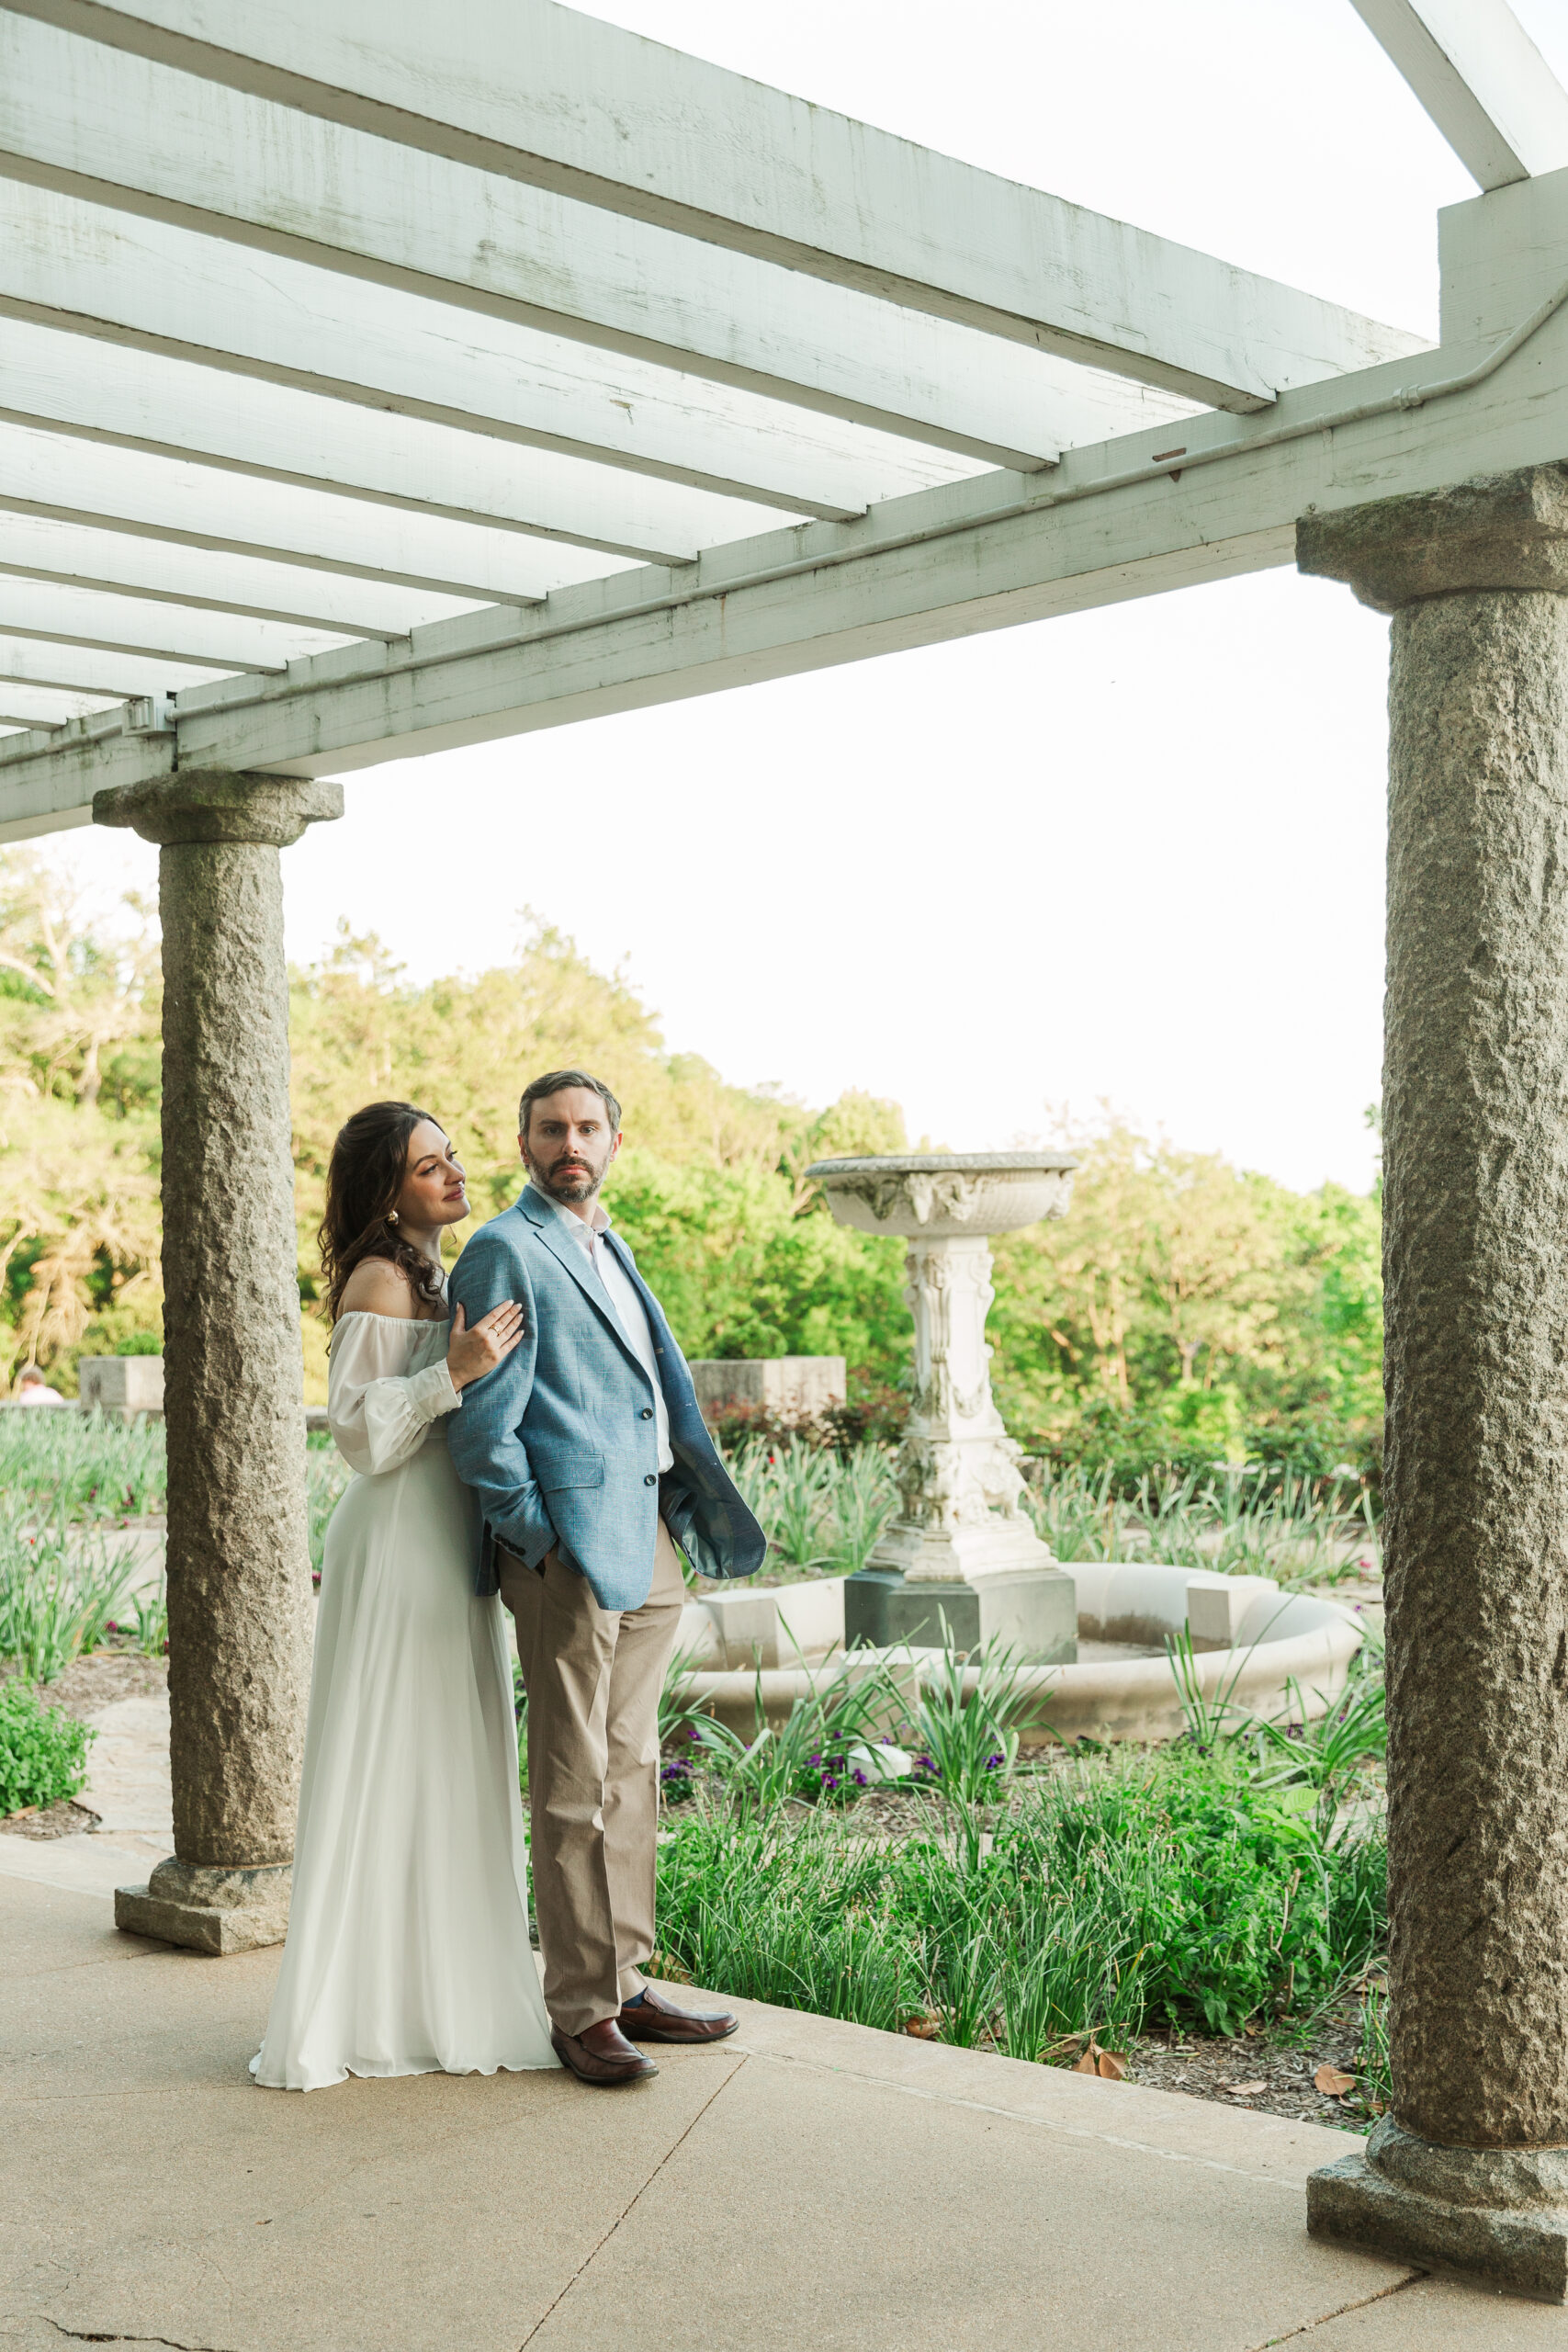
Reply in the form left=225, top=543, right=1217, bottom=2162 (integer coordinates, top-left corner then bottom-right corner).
left=253, top=1102, right=557, bottom=2090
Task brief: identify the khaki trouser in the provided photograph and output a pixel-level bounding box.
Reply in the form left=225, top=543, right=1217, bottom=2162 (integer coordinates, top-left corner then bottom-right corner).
left=498, top=1520, right=686, bottom=2039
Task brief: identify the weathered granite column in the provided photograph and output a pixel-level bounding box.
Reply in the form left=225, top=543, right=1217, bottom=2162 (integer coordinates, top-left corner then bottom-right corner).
left=1299, top=466, right=1568, bottom=2299
left=95, top=772, right=343, bottom=1955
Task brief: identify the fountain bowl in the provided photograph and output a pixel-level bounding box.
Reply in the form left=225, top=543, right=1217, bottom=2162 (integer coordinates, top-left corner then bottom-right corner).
left=807, top=1151, right=1077, bottom=1239
left=671, top=1563, right=1364, bottom=1745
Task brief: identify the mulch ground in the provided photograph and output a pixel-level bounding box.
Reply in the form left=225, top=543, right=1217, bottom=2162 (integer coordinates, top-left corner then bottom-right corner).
left=0, top=1797, right=100, bottom=1839
left=28, top=1641, right=168, bottom=1721
left=1125, top=2005, right=1380, bottom=2134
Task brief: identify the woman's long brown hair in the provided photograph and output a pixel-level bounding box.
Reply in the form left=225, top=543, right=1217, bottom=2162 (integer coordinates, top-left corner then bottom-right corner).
left=319, top=1100, right=449, bottom=1323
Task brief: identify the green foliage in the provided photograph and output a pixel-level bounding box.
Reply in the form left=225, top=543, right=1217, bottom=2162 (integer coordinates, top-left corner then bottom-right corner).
left=0, top=1408, right=166, bottom=1520
left=990, top=1120, right=1382, bottom=1477
left=683, top=1656, right=899, bottom=1817
left=0, top=1675, right=93, bottom=1815
left=654, top=1747, right=1385, bottom=2054
left=0, top=856, right=1385, bottom=1471
left=716, top=1437, right=898, bottom=1582
left=127, top=1573, right=168, bottom=1657
left=0, top=1508, right=134, bottom=1683
left=1024, top=1460, right=1379, bottom=1585
left=305, top=1438, right=351, bottom=1578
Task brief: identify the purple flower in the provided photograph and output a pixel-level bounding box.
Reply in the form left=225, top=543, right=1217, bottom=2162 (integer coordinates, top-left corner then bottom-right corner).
left=852, top=1770, right=867, bottom=1786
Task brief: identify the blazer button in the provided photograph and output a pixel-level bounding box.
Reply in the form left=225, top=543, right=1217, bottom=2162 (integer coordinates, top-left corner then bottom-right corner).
left=640, top=1407, right=653, bottom=1420
left=644, top=1472, right=658, bottom=1487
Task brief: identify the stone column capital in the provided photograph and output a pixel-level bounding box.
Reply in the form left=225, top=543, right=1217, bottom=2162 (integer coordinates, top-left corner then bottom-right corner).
left=93, top=770, right=344, bottom=847
left=1297, top=461, right=1568, bottom=614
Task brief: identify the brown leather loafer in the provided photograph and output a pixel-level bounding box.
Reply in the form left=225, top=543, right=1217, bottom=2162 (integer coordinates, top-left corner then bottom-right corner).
left=551, top=2018, right=659, bottom=2085
left=618, top=1984, right=739, bottom=2044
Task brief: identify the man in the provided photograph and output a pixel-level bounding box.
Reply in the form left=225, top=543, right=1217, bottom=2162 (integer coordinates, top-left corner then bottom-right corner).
left=447, top=1069, right=767, bottom=2086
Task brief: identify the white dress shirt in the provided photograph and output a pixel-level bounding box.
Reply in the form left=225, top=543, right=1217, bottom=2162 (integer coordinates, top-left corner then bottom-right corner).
left=540, top=1189, right=673, bottom=1472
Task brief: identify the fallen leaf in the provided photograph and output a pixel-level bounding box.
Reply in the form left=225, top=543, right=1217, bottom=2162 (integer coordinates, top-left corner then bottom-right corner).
left=1315, top=2064, right=1356, bottom=2098
left=1071, top=2050, right=1099, bottom=2075
left=1225, top=2080, right=1269, bottom=2098
left=1096, top=2052, right=1127, bottom=2080
left=901, top=2015, right=942, bottom=2040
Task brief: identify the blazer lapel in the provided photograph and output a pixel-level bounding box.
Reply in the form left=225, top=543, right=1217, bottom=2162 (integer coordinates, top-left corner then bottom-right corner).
left=520, top=1189, right=651, bottom=1385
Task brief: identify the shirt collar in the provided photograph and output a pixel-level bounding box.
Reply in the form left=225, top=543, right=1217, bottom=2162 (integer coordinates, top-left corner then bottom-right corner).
left=529, top=1182, right=612, bottom=1242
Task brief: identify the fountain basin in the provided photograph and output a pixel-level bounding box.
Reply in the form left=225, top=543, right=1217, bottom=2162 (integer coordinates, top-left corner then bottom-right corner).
left=672, top=1562, right=1364, bottom=1743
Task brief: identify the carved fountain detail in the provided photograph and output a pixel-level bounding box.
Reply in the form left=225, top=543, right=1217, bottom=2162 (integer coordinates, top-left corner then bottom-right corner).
left=807, top=1152, right=1079, bottom=1658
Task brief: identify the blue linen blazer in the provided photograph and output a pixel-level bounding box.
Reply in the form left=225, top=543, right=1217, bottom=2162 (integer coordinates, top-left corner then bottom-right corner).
left=446, top=1184, right=766, bottom=1611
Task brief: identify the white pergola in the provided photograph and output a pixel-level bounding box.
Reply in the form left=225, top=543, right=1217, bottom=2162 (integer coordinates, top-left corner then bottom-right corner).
left=0, top=0, right=1564, bottom=821
left=6, top=0, right=1568, bottom=2300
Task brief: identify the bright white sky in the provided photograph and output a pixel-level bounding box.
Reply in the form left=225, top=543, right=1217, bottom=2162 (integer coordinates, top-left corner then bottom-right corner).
left=59, top=0, right=1568, bottom=1192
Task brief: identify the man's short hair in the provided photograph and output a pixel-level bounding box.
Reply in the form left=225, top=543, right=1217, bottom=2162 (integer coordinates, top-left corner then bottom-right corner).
left=518, top=1069, right=623, bottom=1138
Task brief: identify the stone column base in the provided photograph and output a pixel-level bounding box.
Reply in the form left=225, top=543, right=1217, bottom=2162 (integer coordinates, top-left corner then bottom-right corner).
left=115, top=1856, right=291, bottom=1956
left=845, top=1564, right=1077, bottom=1662
left=1309, top=2117, right=1568, bottom=2302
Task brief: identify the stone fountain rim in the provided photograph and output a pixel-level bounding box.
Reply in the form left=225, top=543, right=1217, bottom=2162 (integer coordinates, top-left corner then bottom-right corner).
left=806, top=1150, right=1078, bottom=1178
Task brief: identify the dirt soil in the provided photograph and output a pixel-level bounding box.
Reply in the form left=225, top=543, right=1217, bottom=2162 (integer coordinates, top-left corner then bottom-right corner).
left=0, top=1797, right=100, bottom=1839
left=39, top=1642, right=168, bottom=1721
left=1125, top=2004, right=1381, bottom=2135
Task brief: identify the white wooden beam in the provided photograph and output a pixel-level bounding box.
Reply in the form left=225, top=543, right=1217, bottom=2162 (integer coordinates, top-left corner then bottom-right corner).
left=0, top=578, right=355, bottom=672
left=0, top=708, right=167, bottom=839
left=0, top=9, right=1425, bottom=429
left=1348, top=0, right=1568, bottom=189
left=0, top=683, right=119, bottom=727
left=0, top=563, right=398, bottom=643
left=0, top=638, right=233, bottom=696
left=0, top=321, right=795, bottom=567
left=0, top=424, right=629, bottom=606
left=0, top=514, right=482, bottom=637
left=70, top=306, right=1566, bottom=790
left=0, top=182, right=992, bottom=523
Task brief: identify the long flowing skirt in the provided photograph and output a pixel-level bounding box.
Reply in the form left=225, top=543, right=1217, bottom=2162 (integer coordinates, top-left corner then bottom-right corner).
left=253, top=1436, right=557, bottom=2090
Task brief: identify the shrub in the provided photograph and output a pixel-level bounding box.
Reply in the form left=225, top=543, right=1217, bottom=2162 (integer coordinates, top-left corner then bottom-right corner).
left=0, top=1676, right=93, bottom=1815
left=654, top=1747, right=1385, bottom=2055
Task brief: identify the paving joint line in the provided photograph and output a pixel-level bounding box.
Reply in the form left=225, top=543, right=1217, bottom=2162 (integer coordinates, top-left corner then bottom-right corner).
left=516, top=2052, right=748, bottom=2347
left=1246, top=2269, right=1427, bottom=2347
left=742, top=2041, right=1339, bottom=2191
left=45, top=2320, right=239, bottom=2350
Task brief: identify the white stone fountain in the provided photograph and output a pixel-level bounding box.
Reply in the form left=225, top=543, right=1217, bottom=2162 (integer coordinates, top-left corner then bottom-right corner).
left=805, top=1150, right=1079, bottom=1661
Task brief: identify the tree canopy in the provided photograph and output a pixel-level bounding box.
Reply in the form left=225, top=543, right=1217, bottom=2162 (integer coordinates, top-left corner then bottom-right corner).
left=0, top=853, right=1381, bottom=1474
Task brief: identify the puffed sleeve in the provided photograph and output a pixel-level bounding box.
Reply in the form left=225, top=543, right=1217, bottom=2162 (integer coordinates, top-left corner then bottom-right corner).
left=327, top=1314, right=461, bottom=1476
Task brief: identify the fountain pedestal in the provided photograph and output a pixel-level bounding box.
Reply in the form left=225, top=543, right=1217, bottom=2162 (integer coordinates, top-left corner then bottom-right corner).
left=807, top=1153, right=1078, bottom=1662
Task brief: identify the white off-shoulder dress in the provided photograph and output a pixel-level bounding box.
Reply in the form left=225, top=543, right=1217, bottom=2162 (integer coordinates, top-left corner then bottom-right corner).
left=252, top=1305, right=557, bottom=2090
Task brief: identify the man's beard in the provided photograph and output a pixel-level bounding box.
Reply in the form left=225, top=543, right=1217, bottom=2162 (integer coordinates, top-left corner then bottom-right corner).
left=536, top=1154, right=603, bottom=1203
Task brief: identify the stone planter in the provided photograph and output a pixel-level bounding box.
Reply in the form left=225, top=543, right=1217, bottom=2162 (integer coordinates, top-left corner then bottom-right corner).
left=689, top=1356, right=846, bottom=1427
left=78, top=1355, right=165, bottom=1419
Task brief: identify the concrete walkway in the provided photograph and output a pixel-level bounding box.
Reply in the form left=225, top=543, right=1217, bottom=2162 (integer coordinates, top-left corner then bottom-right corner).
left=3, top=1874, right=1563, bottom=2351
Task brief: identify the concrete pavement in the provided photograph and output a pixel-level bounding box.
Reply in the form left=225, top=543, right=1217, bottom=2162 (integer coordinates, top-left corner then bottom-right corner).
left=4, top=1872, right=1564, bottom=2351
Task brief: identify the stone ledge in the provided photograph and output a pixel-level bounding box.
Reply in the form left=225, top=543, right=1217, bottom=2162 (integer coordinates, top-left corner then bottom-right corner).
left=1309, top=2147, right=1568, bottom=2302
left=114, top=1881, right=288, bottom=1955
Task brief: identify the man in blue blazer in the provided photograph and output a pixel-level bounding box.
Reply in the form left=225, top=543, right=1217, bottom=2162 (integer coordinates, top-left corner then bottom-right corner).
left=448, top=1068, right=766, bottom=2086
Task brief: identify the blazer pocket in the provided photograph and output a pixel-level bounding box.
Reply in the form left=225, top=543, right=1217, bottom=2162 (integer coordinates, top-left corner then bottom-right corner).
left=531, top=1446, right=606, bottom=1491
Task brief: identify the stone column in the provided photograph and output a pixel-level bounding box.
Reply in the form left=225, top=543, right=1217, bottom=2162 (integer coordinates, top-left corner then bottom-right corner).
left=1299, top=466, right=1568, bottom=2300
left=807, top=1153, right=1079, bottom=1660
left=95, top=772, right=343, bottom=1955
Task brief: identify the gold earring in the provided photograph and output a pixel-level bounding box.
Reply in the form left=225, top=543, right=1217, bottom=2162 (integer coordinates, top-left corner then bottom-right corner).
left=388, top=1209, right=400, bottom=1225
